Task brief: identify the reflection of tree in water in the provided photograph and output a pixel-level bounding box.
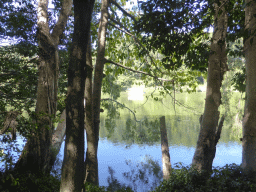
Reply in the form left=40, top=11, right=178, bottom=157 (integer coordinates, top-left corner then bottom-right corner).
left=107, top=155, right=162, bottom=192
left=102, top=104, right=242, bottom=147
left=102, top=100, right=121, bottom=138
left=122, top=118, right=160, bottom=146
left=106, top=167, right=132, bottom=192
left=101, top=113, right=202, bottom=147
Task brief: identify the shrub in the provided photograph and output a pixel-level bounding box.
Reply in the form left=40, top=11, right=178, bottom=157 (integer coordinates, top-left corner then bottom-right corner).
left=153, top=163, right=256, bottom=192
left=0, top=171, right=60, bottom=192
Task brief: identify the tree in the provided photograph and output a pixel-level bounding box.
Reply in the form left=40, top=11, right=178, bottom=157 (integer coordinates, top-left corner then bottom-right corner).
left=0, top=0, right=37, bottom=44
left=160, top=116, right=171, bottom=180
left=84, top=0, right=110, bottom=185
left=135, top=0, right=211, bottom=71
left=60, top=0, right=95, bottom=191
left=241, top=0, right=256, bottom=175
left=192, top=0, right=228, bottom=173
left=15, top=0, right=72, bottom=174
left=0, top=44, right=38, bottom=114
left=84, top=34, right=96, bottom=185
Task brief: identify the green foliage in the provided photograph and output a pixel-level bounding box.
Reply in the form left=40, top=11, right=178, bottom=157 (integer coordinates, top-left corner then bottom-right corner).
left=219, top=38, right=245, bottom=140
left=153, top=163, right=256, bottom=192
left=0, top=171, right=61, bottom=192
left=0, top=44, right=39, bottom=167
left=227, top=93, right=244, bottom=141
left=0, top=134, right=23, bottom=172
left=15, top=111, right=38, bottom=139
left=232, top=67, right=246, bottom=93
left=226, top=0, right=245, bottom=45
left=57, top=49, right=69, bottom=113
left=135, top=0, right=212, bottom=71
left=0, top=45, right=38, bottom=112
left=84, top=182, right=108, bottom=192
left=0, top=0, right=37, bottom=43
left=225, top=38, right=246, bottom=93
left=101, top=100, right=121, bottom=138
left=102, top=72, right=122, bottom=100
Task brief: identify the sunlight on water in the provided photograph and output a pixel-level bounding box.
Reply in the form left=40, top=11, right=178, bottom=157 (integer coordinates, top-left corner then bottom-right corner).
left=128, top=87, right=144, bottom=100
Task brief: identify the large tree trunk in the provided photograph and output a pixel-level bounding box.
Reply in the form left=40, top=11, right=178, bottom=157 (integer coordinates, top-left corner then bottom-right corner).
left=192, top=0, right=228, bottom=173
left=60, top=0, right=94, bottom=191
left=242, top=0, right=256, bottom=175
left=15, top=0, right=72, bottom=174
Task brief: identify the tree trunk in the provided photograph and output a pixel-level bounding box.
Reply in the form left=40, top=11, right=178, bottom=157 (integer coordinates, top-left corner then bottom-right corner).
left=15, top=0, right=72, bottom=174
left=242, top=0, right=256, bottom=175
left=83, top=0, right=109, bottom=186
left=49, top=109, right=66, bottom=169
left=84, top=35, right=99, bottom=185
left=160, top=116, right=171, bottom=180
left=192, top=0, right=228, bottom=173
left=60, top=0, right=94, bottom=191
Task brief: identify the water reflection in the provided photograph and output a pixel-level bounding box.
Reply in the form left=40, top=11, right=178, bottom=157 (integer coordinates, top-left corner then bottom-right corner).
left=96, top=137, right=241, bottom=191
left=97, top=96, right=243, bottom=191
left=0, top=91, right=244, bottom=191
left=0, top=127, right=242, bottom=192
left=99, top=114, right=238, bottom=147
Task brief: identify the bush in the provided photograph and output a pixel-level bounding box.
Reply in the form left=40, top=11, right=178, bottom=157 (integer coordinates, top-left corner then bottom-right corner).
left=2, top=163, right=256, bottom=192
left=0, top=171, right=60, bottom=192
left=152, top=163, right=256, bottom=192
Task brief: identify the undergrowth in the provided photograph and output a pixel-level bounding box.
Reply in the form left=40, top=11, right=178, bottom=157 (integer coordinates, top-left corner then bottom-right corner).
left=1, top=163, right=256, bottom=192
left=153, top=163, right=256, bottom=192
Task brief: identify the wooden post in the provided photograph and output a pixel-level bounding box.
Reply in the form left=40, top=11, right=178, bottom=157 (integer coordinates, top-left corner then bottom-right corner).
left=160, top=116, right=172, bottom=180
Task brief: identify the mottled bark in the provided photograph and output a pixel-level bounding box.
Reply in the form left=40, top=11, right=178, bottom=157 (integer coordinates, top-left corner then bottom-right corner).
left=242, top=0, right=256, bottom=175
left=160, top=116, right=171, bottom=180
left=15, top=0, right=72, bottom=174
left=92, top=0, right=109, bottom=176
left=192, top=0, right=228, bottom=173
left=84, top=36, right=99, bottom=185
left=60, top=0, right=94, bottom=191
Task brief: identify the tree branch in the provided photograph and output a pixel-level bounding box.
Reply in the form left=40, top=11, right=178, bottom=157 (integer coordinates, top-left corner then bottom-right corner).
left=107, top=23, right=199, bottom=113
left=108, top=22, right=132, bottom=36
left=109, top=17, right=201, bottom=115
left=215, top=115, right=225, bottom=145
left=109, top=17, right=131, bottom=33
left=104, top=58, right=173, bottom=82
left=28, top=55, right=39, bottom=63
left=51, top=0, right=72, bottom=43
left=109, top=6, right=119, bottom=18
left=108, top=20, right=165, bottom=76
left=101, top=98, right=140, bottom=122
left=37, top=0, right=55, bottom=47
left=110, top=0, right=137, bottom=22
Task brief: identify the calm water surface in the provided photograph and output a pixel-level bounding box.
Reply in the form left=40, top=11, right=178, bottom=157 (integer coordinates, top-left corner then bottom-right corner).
left=0, top=92, right=244, bottom=191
